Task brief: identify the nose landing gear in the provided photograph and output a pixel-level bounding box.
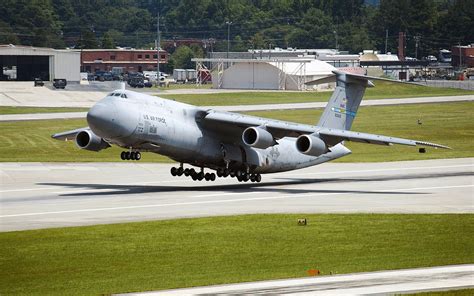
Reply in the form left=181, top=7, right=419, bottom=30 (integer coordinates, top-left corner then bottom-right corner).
left=120, top=151, right=141, bottom=161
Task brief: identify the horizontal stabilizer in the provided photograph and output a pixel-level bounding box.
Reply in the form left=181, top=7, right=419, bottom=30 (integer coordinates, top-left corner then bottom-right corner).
left=306, top=70, right=423, bottom=87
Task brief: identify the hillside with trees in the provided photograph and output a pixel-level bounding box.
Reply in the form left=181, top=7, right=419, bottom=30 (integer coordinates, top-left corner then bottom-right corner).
left=0, top=0, right=472, bottom=61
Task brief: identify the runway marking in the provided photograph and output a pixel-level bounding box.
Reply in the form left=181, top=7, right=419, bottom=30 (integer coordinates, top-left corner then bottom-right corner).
left=1, top=184, right=473, bottom=218
left=194, top=191, right=260, bottom=198
left=0, top=187, right=57, bottom=193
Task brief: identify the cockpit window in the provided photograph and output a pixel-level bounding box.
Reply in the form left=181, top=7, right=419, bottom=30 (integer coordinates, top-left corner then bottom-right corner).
left=114, top=93, right=121, bottom=96
left=108, top=93, right=115, bottom=96
left=121, top=94, right=128, bottom=98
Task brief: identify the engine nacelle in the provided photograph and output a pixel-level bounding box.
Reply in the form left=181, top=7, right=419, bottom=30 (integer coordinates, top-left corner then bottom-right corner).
left=295, top=134, right=328, bottom=157
left=75, top=130, right=110, bottom=152
left=242, top=127, right=275, bottom=149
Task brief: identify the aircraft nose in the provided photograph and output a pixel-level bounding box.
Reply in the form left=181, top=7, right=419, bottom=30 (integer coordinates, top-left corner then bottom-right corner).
left=87, top=102, right=120, bottom=138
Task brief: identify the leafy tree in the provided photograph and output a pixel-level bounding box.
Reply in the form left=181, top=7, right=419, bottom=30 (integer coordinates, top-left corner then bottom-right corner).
left=78, top=28, right=98, bottom=49
left=172, top=45, right=195, bottom=69
left=101, top=32, right=115, bottom=49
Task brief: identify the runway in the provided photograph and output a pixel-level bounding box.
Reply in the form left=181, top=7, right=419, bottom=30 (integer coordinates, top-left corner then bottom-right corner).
left=124, top=264, right=474, bottom=295
left=1, top=158, right=472, bottom=232
left=0, top=95, right=473, bottom=121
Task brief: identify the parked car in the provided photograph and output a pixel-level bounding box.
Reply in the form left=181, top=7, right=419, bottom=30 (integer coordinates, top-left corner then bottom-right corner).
left=53, top=79, right=67, bottom=89
left=128, top=77, right=145, bottom=88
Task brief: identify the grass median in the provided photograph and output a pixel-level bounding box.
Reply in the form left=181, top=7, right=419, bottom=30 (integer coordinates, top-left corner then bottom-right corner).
left=0, top=101, right=472, bottom=162
left=0, top=106, right=88, bottom=115
left=161, top=81, right=474, bottom=106
left=1, top=214, right=472, bottom=295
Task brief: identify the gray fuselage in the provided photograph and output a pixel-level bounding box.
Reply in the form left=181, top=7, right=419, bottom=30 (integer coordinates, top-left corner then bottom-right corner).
left=87, top=90, right=351, bottom=174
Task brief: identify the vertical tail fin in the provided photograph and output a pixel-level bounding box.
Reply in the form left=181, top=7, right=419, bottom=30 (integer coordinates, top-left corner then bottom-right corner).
left=308, top=71, right=374, bottom=130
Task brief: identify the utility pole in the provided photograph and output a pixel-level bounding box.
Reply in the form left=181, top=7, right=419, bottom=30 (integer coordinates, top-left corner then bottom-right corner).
left=226, top=21, right=232, bottom=67
left=414, top=35, right=421, bottom=60
left=333, top=30, right=338, bottom=51
left=385, top=29, right=388, bottom=53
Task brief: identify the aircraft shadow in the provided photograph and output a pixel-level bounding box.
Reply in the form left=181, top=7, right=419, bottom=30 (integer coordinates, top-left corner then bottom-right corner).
left=32, top=169, right=470, bottom=199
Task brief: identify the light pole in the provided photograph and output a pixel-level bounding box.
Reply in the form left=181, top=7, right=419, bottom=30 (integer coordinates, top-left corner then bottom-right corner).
left=226, top=21, right=232, bottom=61
left=333, top=30, right=338, bottom=52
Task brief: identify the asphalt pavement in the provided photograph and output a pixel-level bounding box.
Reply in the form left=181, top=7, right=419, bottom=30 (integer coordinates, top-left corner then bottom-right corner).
left=123, top=264, right=474, bottom=295
left=1, top=158, right=472, bottom=232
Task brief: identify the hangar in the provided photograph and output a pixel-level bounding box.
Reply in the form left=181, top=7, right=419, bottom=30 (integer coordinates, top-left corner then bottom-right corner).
left=0, top=44, right=80, bottom=82
left=194, top=58, right=336, bottom=91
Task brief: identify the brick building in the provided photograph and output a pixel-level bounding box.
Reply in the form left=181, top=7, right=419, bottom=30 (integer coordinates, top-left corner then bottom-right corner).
left=452, top=45, right=474, bottom=68
left=80, top=49, right=168, bottom=73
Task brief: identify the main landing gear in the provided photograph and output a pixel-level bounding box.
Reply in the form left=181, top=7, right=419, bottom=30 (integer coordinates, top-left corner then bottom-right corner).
left=120, top=151, right=141, bottom=161
left=170, top=165, right=262, bottom=183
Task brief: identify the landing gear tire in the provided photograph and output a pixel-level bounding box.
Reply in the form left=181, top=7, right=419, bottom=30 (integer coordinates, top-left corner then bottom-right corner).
left=223, top=168, right=230, bottom=177
left=210, top=173, right=216, bottom=181
left=255, top=174, right=262, bottom=183
left=120, top=151, right=126, bottom=160
left=184, top=169, right=190, bottom=176
left=242, top=173, right=249, bottom=182
left=135, top=152, right=141, bottom=160
left=125, top=151, right=131, bottom=160
left=130, top=152, right=136, bottom=160
left=177, top=167, right=184, bottom=176
left=197, top=172, right=204, bottom=181
left=170, top=167, right=177, bottom=176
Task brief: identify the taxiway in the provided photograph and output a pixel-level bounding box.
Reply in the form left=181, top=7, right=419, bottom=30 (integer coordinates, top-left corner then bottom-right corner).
left=1, top=158, right=472, bottom=232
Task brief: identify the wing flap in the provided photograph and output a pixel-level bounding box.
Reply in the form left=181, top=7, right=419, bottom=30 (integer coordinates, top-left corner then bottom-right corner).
left=319, top=129, right=451, bottom=149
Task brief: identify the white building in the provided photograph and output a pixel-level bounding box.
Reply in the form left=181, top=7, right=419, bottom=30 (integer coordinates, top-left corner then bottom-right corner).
left=209, top=59, right=336, bottom=91
left=0, top=44, right=80, bottom=82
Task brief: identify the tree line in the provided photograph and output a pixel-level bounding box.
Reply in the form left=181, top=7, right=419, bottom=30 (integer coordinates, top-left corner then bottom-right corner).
left=1, top=0, right=473, bottom=66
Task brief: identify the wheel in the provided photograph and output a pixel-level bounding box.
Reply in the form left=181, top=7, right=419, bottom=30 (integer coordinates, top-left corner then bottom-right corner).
left=190, top=169, right=196, bottom=175
left=184, top=169, right=190, bottom=176
left=242, top=173, right=249, bottom=182
left=170, top=167, right=177, bottom=176
left=236, top=175, right=243, bottom=182
left=255, top=174, right=262, bottom=183
left=230, top=171, right=236, bottom=178
left=205, top=173, right=210, bottom=181
left=135, top=152, right=141, bottom=160
left=223, top=168, right=230, bottom=177
left=210, top=173, right=216, bottom=181
left=198, top=172, right=204, bottom=181
left=120, top=151, right=126, bottom=160
left=130, top=152, right=136, bottom=160
left=235, top=170, right=242, bottom=178
left=250, top=174, right=256, bottom=182
left=216, top=170, right=222, bottom=178
left=177, top=167, right=184, bottom=176
left=191, top=174, right=197, bottom=181
left=125, top=151, right=131, bottom=160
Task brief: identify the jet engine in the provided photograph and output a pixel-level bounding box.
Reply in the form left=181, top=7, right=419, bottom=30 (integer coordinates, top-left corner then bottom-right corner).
left=242, top=127, right=275, bottom=149
left=295, top=134, right=328, bottom=157
left=75, top=130, right=110, bottom=152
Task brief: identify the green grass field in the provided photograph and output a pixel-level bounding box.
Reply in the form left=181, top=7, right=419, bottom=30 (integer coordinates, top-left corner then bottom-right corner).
left=406, top=289, right=474, bottom=296
left=161, top=81, right=474, bottom=106
left=0, top=106, right=88, bottom=115
left=0, top=101, right=471, bottom=162
left=1, top=214, right=472, bottom=295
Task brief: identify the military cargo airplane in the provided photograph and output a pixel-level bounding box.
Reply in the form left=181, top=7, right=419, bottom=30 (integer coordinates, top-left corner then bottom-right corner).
left=52, top=71, right=449, bottom=183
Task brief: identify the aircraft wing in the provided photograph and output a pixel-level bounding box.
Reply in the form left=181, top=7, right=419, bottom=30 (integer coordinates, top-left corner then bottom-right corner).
left=201, top=110, right=450, bottom=149
left=201, top=110, right=315, bottom=139
left=318, top=128, right=451, bottom=149
left=51, top=127, right=89, bottom=141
